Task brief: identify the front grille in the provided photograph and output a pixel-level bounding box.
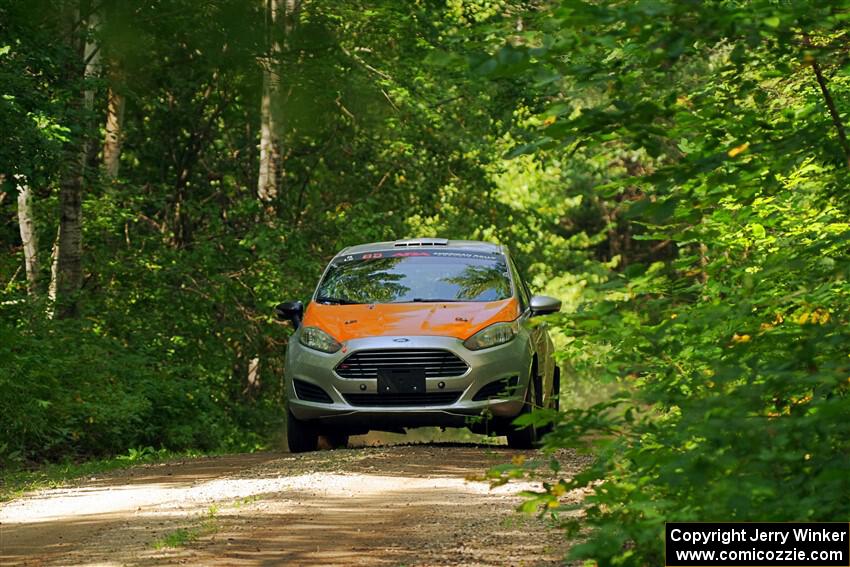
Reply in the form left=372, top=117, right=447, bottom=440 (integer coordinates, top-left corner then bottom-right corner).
left=472, top=376, right=520, bottom=401
left=343, top=391, right=462, bottom=407
left=293, top=379, right=333, bottom=404
left=335, top=349, right=469, bottom=379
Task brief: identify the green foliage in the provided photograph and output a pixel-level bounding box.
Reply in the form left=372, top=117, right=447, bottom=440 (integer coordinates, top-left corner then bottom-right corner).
left=153, top=528, right=196, bottom=550
left=0, top=300, right=268, bottom=465
left=474, top=1, right=850, bottom=564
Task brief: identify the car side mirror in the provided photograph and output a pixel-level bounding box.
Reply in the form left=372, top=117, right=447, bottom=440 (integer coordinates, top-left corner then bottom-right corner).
left=275, top=300, right=304, bottom=328
left=529, top=295, right=561, bottom=316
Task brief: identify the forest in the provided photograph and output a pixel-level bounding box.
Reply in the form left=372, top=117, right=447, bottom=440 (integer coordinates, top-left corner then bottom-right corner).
left=2, top=0, right=849, bottom=564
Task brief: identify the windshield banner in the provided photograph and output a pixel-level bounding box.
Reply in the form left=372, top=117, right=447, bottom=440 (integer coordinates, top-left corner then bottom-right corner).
left=336, top=250, right=500, bottom=263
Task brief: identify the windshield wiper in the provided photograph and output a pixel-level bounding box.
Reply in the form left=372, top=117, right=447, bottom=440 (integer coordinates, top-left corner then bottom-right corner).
left=315, top=295, right=361, bottom=305
left=410, top=298, right=465, bottom=303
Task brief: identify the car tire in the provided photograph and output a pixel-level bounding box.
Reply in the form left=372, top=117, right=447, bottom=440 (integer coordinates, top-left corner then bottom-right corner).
left=287, top=406, right=319, bottom=453
left=506, top=375, right=538, bottom=449
left=322, top=432, right=349, bottom=449
left=552, top=366, right=560, bottom=412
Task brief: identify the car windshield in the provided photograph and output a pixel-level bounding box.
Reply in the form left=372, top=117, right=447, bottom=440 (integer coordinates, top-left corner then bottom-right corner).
left=315, top=251, right=512, bottom=304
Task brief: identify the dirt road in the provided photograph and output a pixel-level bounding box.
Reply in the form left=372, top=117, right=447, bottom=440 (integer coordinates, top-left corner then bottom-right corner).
left=0, top=442, right=589, bottom=566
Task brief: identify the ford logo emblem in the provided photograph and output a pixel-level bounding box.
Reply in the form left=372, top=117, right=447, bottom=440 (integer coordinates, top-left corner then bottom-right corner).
left=393, top=338, right=410, bottom=343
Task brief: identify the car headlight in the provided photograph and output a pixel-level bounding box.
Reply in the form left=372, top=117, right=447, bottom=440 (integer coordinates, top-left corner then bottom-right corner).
left=299, top=326, right=342, bottom=353
left=464, top=320, right=519, bottom=350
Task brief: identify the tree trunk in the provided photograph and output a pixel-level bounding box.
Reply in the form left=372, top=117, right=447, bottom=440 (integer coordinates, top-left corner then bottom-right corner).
left=803, top=33, right=850, bottom=170
left=245, top=356, right=261, bottom=397
left=15, top=177, right=39, bottom=296
left=257, top=0, right=301, bottom=204
left=48, top=234, right=59, bottom=305
left=102, top=78, right=125, bottom=179
left=257, top=66, right=280, bottom=202
left=257, top=0, right=283, bottom=203
left=54, top=3, right=100, bottom=318
left=56, top=171, right=84, bottom=317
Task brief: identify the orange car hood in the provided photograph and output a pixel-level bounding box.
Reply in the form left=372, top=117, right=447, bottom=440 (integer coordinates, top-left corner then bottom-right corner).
left=302, top=298, right=519, bottom=342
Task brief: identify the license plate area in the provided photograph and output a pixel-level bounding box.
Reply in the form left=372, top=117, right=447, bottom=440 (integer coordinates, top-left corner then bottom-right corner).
left=377, top=368, right=426, bottom=395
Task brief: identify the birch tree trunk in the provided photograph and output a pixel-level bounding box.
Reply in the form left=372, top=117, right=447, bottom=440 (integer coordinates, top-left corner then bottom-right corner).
left=48, top=235, right=59, bottom=305
left=257, top=0, right=283, bottom=203
left=15, top=177, right=39, bottom=296
left=54, top=3, right=100, bottom=318
left=102, top=78, right=124, bottom=179
left=256, top=0, right=300, bottom=204
left=257, top=72, right=279, bottom=202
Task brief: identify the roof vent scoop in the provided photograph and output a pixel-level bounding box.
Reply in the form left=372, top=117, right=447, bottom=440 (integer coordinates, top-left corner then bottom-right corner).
left=393, top=238, right=449, bottom=247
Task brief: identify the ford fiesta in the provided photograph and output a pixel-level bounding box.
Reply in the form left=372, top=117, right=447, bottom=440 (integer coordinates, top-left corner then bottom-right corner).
left=275, top=238, right=562, bottom=452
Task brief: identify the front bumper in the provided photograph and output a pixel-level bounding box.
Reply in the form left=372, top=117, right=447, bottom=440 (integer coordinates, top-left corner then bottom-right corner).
left=285, top=333, right=532, bottom=428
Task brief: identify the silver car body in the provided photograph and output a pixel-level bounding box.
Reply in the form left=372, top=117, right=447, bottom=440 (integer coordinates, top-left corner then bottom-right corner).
left=284, top=239, right=557, bottom=433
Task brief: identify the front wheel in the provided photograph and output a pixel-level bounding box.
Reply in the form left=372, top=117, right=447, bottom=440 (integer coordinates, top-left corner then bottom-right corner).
left=287, top=407, right=319, bottom=453
left=506, top=377, right=538, bottom=449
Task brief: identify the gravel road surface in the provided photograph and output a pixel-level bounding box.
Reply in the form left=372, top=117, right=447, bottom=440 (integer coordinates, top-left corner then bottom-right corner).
left=0, top=442, right=590, bottom=566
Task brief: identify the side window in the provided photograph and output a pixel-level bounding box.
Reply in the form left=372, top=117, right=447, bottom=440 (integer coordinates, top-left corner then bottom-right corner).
left=508, top=256, right=530, bottom=312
